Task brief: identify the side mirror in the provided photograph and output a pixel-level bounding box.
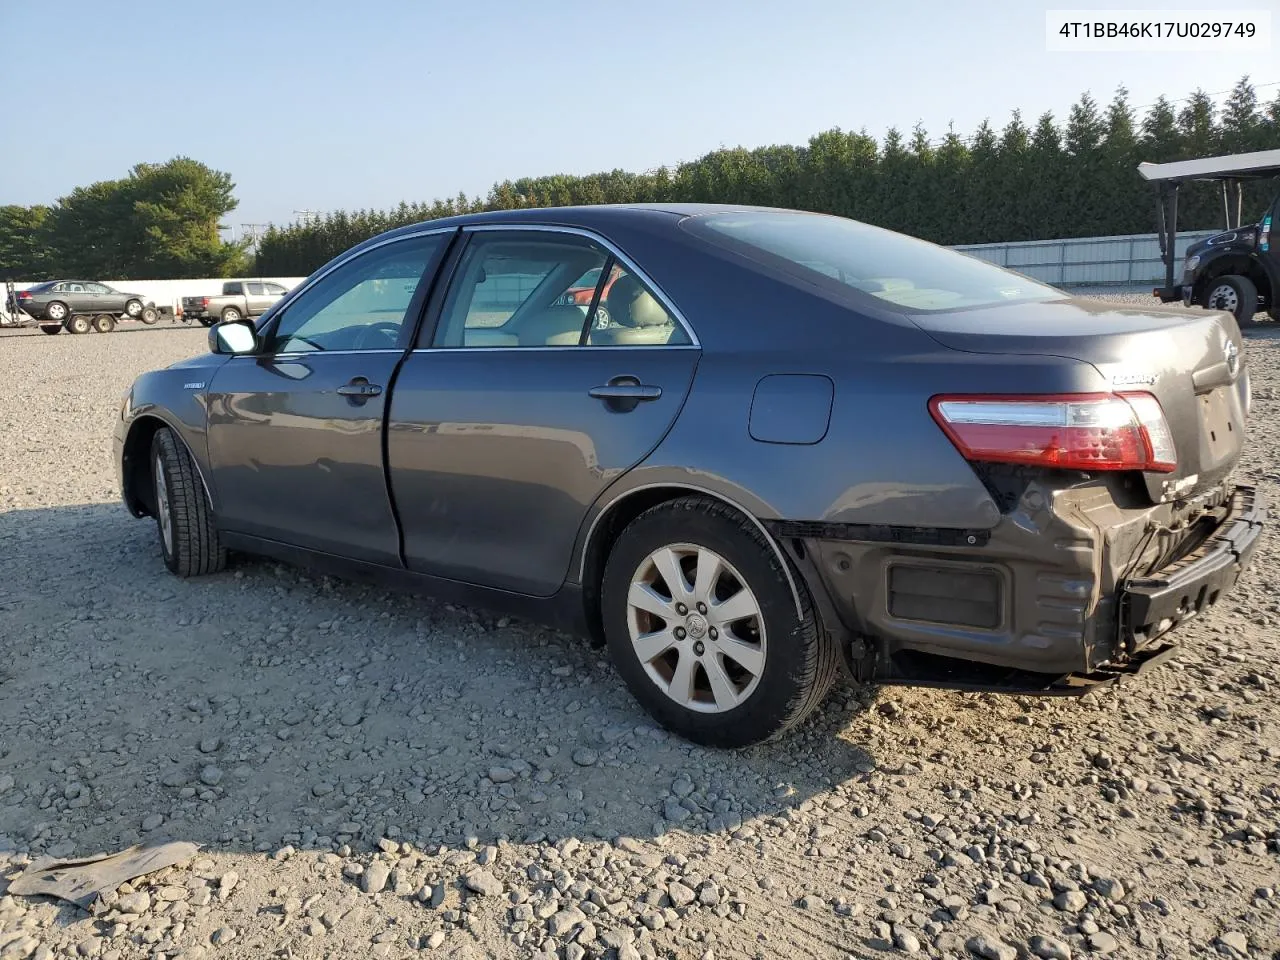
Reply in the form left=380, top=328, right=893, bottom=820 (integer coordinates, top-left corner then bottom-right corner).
left=210, top=319, right=257, bottom=355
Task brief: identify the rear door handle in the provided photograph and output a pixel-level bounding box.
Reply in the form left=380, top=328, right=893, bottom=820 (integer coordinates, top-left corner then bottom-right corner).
left=589, top=383, right=662, bottom=401
left=336, top=378, right=383, bottom=398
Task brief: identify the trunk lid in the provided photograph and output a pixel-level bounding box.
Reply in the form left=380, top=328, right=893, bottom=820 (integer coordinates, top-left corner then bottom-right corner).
left=908, top=297, right=1249, bottom=504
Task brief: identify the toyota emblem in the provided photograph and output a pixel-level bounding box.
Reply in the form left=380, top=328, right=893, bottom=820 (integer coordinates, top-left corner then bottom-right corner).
left=1225, top=338, right=1241, bottom=380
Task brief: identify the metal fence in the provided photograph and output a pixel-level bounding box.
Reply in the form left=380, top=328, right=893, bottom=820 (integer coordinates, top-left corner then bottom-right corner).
left=953, top=230, right=1219, bottom=287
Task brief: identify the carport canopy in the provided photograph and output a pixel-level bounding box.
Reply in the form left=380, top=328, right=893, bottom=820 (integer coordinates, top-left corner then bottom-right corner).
left=1138, top=148, right=1280, bottom=184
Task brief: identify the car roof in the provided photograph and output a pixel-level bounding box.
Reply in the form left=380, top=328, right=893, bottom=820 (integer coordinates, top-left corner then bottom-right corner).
left=367, top=202, right=821, bottom=245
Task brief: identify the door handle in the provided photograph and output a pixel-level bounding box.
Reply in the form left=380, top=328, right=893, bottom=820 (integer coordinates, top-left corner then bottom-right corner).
left=588, top=383, right=662, bottom=401
left=336, top=378, right=383, bottom=398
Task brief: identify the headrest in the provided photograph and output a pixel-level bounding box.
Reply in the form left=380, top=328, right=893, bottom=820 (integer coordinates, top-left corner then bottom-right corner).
left=605, top=274, right=670, bottom=328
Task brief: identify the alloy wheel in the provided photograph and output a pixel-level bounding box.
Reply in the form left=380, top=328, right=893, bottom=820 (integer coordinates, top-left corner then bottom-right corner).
left=625, top=543, right=767, bottom=713
left=154, top=452, right=174, bottom=556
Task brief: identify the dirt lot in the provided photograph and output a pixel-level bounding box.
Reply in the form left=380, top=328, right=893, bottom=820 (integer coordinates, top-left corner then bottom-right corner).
left=0, top=308, right=1278, bottom=960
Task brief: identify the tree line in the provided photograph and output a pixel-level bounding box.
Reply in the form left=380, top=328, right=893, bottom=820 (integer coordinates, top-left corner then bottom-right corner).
left=1, top=157, right=247, bottom=280
left=3, top=79, right=1279, bottom=281
left=253, top=78, right=1280, bottom=277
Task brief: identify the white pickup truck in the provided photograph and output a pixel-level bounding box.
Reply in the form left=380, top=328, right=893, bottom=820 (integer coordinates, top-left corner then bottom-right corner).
left=181, top=280, right=290, bottom=327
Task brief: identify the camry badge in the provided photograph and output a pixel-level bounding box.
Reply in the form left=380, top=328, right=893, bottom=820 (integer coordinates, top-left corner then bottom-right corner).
left=1111, top=372, right=1156, bottom=386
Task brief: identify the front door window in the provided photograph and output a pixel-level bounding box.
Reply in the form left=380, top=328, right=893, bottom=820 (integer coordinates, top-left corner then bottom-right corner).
left=267, top=233, right=447, bottom=353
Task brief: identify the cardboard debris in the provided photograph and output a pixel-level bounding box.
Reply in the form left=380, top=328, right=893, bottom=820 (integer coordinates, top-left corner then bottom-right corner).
left=6, top=839, right=201, bottom=909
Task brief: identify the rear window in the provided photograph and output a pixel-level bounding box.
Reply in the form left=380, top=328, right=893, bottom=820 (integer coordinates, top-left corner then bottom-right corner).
left=687, top=210, right=1062, bottom=312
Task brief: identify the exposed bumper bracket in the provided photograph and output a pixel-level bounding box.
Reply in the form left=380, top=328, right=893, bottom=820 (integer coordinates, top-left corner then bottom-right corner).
left=1119, top=484, right=1264, bottom=650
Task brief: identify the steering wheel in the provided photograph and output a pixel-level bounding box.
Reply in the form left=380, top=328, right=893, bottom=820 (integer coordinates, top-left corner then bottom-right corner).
left=354, top=322, right=402, bottom=350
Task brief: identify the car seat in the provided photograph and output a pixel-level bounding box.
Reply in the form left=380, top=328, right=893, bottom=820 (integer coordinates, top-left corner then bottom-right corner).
left=588, top=275, right=674, bottom=345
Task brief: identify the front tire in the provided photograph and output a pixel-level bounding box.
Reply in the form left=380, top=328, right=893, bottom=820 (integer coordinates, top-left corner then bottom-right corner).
left=65, top=314, right=91, bottom=334
left=1203, top=274, right=1258, bottom=327
left=150, top=427, right=227, bottom=578
left=124, top=299, right=143, bottom=318
left=600, top=497, right=839, bottom=748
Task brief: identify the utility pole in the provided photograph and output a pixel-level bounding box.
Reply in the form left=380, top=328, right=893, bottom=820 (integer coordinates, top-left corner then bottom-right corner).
left=292, top=209, right=321, bottom=227
left=239, top=223, right=269, bottom=246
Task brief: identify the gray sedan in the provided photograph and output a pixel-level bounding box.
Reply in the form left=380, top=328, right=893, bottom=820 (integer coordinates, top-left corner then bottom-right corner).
left=14, top=279, right=155, bottom=324
left=114, top=204, right=1264, bottom=747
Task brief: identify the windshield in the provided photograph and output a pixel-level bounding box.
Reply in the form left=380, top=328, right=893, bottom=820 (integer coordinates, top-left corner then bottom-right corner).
left=687, top=210, right=1063, bottom=312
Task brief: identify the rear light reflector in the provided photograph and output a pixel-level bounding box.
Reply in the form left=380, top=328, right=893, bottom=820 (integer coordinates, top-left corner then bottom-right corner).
left=929, top=392, right=1177, bottom=473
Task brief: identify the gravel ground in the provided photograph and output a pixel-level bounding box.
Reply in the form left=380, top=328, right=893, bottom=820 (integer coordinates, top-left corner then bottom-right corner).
left=1, top=296, right=1279, bottom=960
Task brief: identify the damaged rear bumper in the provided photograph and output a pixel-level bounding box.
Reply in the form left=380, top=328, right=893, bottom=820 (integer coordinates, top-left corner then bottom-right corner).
left=774, top=482, right=1265, bottom=697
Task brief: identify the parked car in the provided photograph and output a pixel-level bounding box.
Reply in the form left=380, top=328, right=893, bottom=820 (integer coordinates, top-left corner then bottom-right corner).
left=11, top=280, right=158, bottom=333
left=181, top=280, right=290, bottom=327
left=557, top=263, right=622, bottom=325
left=115, top=203, right=1264, bottom=747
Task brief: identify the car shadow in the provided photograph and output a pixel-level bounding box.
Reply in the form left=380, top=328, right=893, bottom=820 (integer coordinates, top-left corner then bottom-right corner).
left=0, top=502, right=878, bottom=870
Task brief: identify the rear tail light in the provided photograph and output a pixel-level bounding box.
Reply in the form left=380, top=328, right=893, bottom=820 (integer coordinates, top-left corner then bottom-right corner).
left=929, top=392, right=1177, bottom=473
left=201, top=297, right=210, bottom=307
left=17, top=291, right=30, bottom=299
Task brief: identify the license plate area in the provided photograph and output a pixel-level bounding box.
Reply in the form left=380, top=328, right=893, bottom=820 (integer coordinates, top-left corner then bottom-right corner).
left=1198, top=388, right=1239, bottom=472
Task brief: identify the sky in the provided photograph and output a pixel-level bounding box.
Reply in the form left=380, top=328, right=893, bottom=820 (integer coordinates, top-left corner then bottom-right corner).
left=2, top=0, right=1277, bottom=236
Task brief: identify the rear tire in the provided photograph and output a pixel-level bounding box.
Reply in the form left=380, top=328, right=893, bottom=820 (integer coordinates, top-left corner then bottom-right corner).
left=45, top=301, right=68, bottom=323
left=600, top=496, right=839, bottom=748
left=221, top=307, right=242, bottom=323
left=39, top=325, right=61, bottom=335
left=92, top=314, right=116, bottom=334
left=150, top=427, right=227, bottom=578
left=1203, top=274, right=1258, bottom=327
left=199, top=317, right=217, bottom=327
left=65, top=314, right=91, bottom=335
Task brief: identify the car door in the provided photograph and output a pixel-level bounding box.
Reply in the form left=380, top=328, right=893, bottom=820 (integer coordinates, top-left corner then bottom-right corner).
left=264, top=282, right=289, bottom=310
left=205, top=229, right=453, bottom=565
left=86, top=282, right=117, bottom=312
left=386, top=226, right=701, bottom=597
left=244, top=281, right=270, bottom=315
left=63, top=282, right=92, bottom=313
left=1260, top=194, right=1280, bottom=295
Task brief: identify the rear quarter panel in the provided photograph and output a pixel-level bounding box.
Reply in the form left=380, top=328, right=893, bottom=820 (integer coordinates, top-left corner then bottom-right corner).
left=565, top=225, right=1111, bottom=569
